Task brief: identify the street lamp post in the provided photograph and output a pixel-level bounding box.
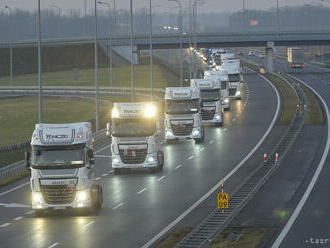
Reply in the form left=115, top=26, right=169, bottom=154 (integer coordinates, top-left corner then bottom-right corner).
left=276, top=0, right=280, bottom=34
left=98, top=1, right=113, bottom=89
left=189, top=0, right=192, bottom=80
left=94, top=0, right=99, bottom=131
left=5, top=5, right=13, bottom=85
left=130, top=0, right=135, bottom=102
left=37, top=0, right=43, bottom=123
left=169, top=0, right=183, bottom=86
left=149, top=0, right=153, bottom=98
left=51, top=5, right=61, bottom=37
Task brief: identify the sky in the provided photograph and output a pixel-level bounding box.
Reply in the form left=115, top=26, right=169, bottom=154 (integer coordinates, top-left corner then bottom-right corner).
left=0, top=0, right=324, bottom=15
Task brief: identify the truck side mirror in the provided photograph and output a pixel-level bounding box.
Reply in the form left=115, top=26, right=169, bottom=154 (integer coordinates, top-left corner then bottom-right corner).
left=106, top=122, right=111, bottom=137
left=25, top=151, right=30, bottom=170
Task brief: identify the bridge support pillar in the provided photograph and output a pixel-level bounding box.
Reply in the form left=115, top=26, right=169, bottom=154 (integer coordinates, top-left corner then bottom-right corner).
left=265, top=41, right=275, bottom=73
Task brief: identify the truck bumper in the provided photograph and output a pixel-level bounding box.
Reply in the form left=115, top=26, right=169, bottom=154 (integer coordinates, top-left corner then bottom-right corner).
left=165, top=127, right=203, bottom=140
left=31, top=190, right=93, bottom=210
left=112, top=153, right=158, bottom=169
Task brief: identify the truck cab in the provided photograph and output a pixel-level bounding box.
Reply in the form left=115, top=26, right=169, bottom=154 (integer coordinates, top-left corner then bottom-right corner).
left=109, top=102, right=164, bottom=174
left=191, top=79, right=223, bottom=126
left=26, top=122, right=103, bottom=215
left=220, top=59, right=243, bottom=100
left=204, top=69, right=230, bottom=111
left=164, top=87, right=205, bottom=144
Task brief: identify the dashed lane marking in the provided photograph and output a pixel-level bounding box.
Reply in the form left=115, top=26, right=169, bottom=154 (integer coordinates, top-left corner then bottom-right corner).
left=137, top=188, right=147, bottom=194
left=175, top=165, right=182, bottom=170
left=157, top=176, right=166, bottom=181
left=0, top=223, right=11, bottom=228
left=13, top=216, right=23, bottom=221
left=84, top=220, right=95, bottom=228
left=48, top=243, right=59, bottom=248
left=188, top=155, right=194, bottom=160
left=112, top=202, right=123, bottom=210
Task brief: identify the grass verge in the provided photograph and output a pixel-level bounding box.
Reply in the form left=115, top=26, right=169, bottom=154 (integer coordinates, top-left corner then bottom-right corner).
left=155, top=227, right=194, bottom=248
left=300, top=85, right=324, bottom=125
left=210, top=227, right=272, bottom=248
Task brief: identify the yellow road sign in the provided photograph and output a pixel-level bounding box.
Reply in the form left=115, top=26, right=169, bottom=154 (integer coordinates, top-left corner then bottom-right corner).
left=218, top=193, right=229, bottom=209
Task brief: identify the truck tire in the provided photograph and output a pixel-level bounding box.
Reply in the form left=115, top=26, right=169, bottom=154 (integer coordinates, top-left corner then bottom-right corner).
left=94, top=185, right=103, bottom=210
left=216, top=121, right=223, bottom=127
left=35, top=209, right=46, bottom=217
left=194, top=128, right=205, bottom=144
left=166, top=139, right=175, bottom=145
left=114, top=168, right=124, bottom=175
left=157, top=151, right=164, bottom=171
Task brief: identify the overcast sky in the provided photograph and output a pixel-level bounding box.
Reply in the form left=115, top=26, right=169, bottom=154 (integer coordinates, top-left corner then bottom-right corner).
left=0, top=0, right=324, bottom=15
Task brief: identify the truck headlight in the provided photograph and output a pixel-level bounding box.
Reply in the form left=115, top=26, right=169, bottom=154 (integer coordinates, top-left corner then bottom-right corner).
left=166, top=130, right=173, bottom=138
left=215, top=114, right=221, bottom=120
left=224, top=98, right=229, bottom=103
left=147, top=156, right=155, bottom=163
left=192, top=130, right=200, bottom=137
left=76, top=190, right=88, bottom=202
left=113, top=157, right=120, bottom=164
left=235, top=91, right=241, bottom=96
left=32, top=192, right=43, bottom=204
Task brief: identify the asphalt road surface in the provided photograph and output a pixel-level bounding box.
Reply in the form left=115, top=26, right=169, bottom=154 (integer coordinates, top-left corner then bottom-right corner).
left=0, top=71, right=278, bottom=248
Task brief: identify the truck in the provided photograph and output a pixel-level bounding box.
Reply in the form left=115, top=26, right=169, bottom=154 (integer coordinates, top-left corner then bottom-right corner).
left=164, top=87, right=205, bottom=144
left=191, top=79, right=223, bottom=126
left=25, top=122, right=103, bottom=216
left=287, top=47, right=305, bottom=68
left=109, top=102, right=164, bottom=174
left=220, top=59, right=243, bottom=100
left=203, top=70, right=230, bottom=111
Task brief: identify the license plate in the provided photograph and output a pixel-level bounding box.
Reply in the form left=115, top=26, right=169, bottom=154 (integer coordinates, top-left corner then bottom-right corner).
left=54, top=206, right=66, bottom=210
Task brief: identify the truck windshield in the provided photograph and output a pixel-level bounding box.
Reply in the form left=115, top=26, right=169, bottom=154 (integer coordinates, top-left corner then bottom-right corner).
left=31, top=145, right=85, bottom=169
left=112, top=119, right=156, bottom=137
left=201, top=90, right=220, bottom=101
left=165, top=99, right=199, bottom=114
left=221, top=81, right=228, bottom=90
left=228, top=74, right=240, bottom=82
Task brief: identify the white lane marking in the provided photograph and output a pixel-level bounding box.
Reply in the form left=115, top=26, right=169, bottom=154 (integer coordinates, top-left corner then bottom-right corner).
left=0, top=223, right=11, bottom=228
left=95, top=155, right=112, bottom=158
left=157, top=176, right=166, bottom=181
left=109, top=170, right=114, bottom=173
left=0, top=182, right=30, bottom=197
left=102, top=173, right=109, bottom=177
left=25, top=210, right=34, bottom=215
left=140, top=71, right=281, bottom=248
left=95, top=177, right=101, bottom=181
left=175, top=165, right=182, bottom=170
left=137, top=188, right=147, bottom=194
left=209, top=140, right=214, bottom=144
left=0, top=144, right=112, bottom=197
left=199, top=147, right=205, bottom=152
left=84, top=220, right=95, bottom=228
left=13, top=216, right=23, bottom=221
left=271, top=75, right=330, bottom=248
left=48, top=243, right=59, bottom=248
left=112, top=202, right=123, bottom=210
left=188, top=155, right=194, bottom=160
left=94, top=144, right=111, bottom=155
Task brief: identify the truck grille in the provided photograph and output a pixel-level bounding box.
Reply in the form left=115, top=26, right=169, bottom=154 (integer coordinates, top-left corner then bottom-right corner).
left=202, top=109, right=215, bottom=120
left=41, top=184, right=76, bottom=205
left=229, top=88, right=237, bottom=96
left=171, top=122, right=193, bottom=136
left=119, top=149, right=148, bottom=164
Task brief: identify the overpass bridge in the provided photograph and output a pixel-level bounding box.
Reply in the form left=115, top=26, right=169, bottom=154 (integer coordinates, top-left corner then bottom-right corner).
left=1, top=31, right=330, bottom=72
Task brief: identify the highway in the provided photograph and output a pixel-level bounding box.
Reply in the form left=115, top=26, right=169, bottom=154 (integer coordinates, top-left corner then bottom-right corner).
left=243, top=53, right=330, bottom=248
left=0, top=71, right=278, bottom=248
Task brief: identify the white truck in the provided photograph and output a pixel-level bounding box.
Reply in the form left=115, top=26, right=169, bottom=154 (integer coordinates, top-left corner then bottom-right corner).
left=191, top=79, right=223, bottom=126
left=220, top=59, right=243, bottom=100
left=287, top=47, right=305, bottom=68
left=25, top=122, right=103, bottom=215
left=204, top=70, right=230, bottom=111
left=109, top=102, right=164, bottom=174
left=165, top=87, right=205, bottom=144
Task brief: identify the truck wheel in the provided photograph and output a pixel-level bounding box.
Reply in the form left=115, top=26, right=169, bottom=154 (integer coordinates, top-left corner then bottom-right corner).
left=114, top=168, right=124, bottom=175
left=35, top=209, right=46, bottom=217
left=157, top=151, right=164, bottom=171
left=166, top=139, right=175, bottom=145
left=94, top=185, right=102, bottom=209
left=216, top=121, right=223, bottom=127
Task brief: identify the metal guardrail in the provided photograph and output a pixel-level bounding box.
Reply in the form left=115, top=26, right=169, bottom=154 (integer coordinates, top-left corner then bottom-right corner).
left=176, top=73, right=306, bottom=248
left=0, top=129, right=107, bottom=180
